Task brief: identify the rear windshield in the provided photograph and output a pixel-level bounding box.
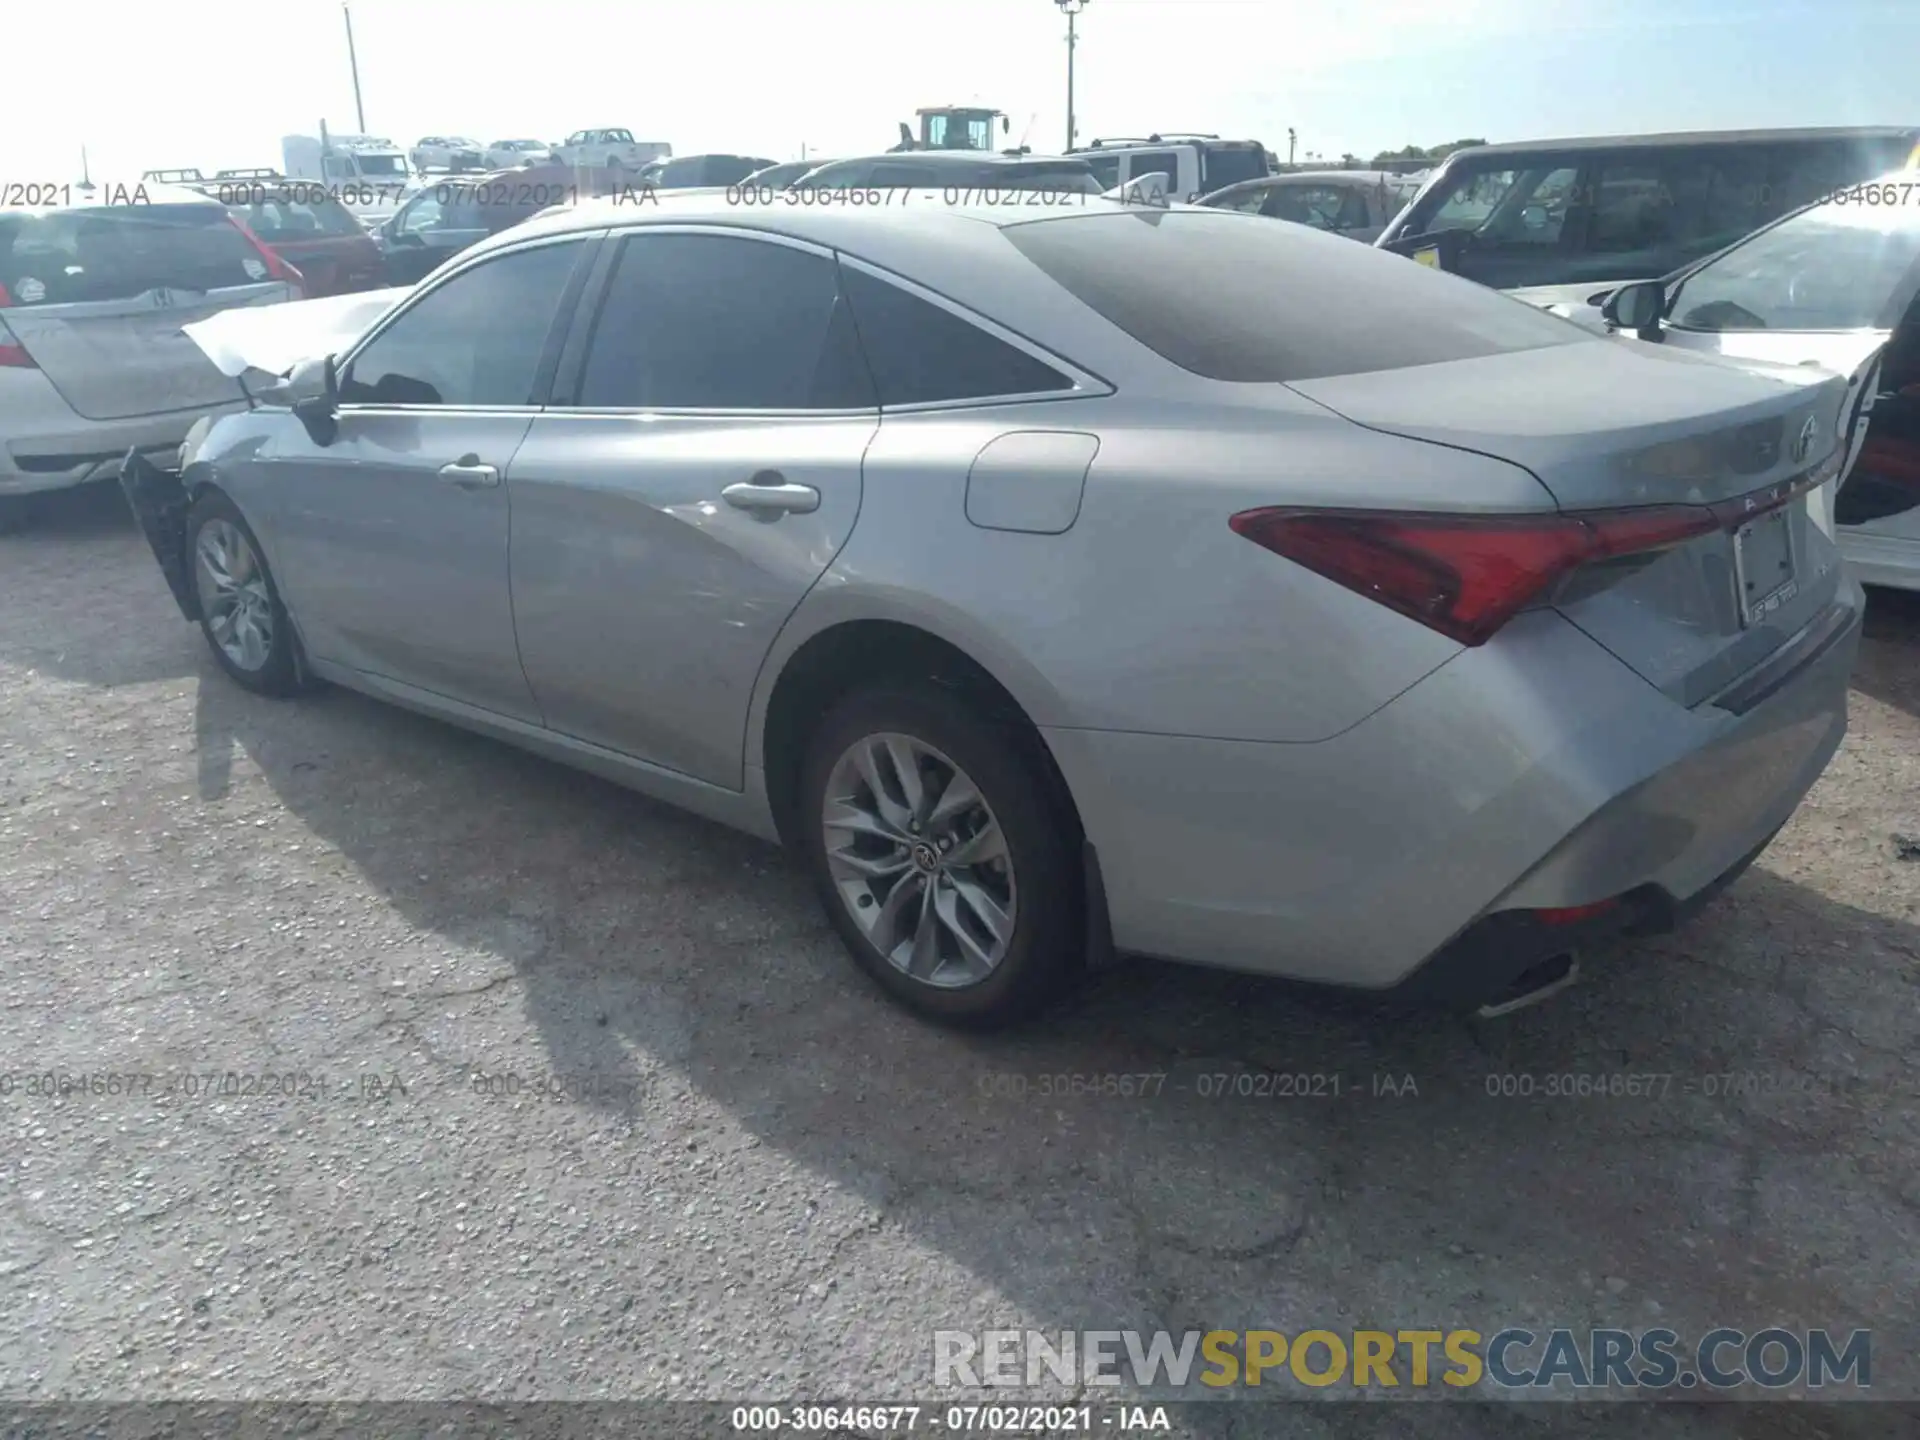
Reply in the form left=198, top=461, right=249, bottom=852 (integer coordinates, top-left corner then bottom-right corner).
left=1201, top=145, right=1269, bottom=190
left=226, top=191, right=364, bottom=242
left=0, top=203, right=268, bottom=305
left=1002, top=209, right=1593, bottom=382
left=1669, top=197, right=1920, bottom=332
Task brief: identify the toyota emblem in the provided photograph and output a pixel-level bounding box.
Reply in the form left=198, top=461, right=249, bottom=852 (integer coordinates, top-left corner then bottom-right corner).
left=1791, top=415, right=1818, bottom=465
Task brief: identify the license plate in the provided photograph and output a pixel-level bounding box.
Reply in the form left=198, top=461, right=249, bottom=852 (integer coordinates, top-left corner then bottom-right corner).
left=1733, top=509, right=1798, bottom=626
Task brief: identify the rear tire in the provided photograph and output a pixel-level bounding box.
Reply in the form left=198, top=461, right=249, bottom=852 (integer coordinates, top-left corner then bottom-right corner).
left=798, top=682, right=1085, bottom=1028
left=185, top=490, right=310, bottom=698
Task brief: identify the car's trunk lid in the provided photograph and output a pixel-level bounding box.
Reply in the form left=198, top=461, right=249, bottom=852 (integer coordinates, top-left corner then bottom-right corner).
left=1288, top=340, right=1854, bottom=706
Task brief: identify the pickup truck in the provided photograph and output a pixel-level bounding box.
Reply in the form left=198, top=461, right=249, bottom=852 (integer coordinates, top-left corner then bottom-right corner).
left=552, top=129, right=670, bottom=171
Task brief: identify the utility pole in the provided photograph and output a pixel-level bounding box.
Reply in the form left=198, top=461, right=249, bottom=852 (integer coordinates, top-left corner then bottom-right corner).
left=343, top=2, right=367, bottom=132
left=1056, top=0, right=1088, bottom=151
left=1287, top=128, right=1297, bottom=166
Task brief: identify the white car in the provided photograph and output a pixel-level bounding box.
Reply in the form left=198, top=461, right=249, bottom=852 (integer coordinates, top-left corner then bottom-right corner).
left=410, top=137, right=487, bottom=173
left=484, top=139, right=552, bottom=169
left=0, top=182, right=300, bottom=530
left=1511, top=171, right=1920, bottom=591
left=553, top=129, right=668, bottom=172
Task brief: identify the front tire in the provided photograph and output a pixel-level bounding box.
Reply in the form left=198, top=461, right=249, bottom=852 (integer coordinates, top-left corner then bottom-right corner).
left=186, top=490, right=308, bottom=697
left=798, top=683, right=1084, bottom=1028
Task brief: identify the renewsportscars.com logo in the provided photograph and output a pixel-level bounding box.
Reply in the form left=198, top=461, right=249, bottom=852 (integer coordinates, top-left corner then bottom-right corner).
left=933, top=1327, right=1872, bottom=1392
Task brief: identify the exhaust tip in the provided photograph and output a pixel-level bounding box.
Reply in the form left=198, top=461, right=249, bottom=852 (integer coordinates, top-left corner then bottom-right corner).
left=1476, top=953, right=1580, bottom=1019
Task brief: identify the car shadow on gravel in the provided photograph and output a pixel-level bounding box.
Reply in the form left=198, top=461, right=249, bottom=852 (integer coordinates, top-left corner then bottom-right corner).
left=185, top=658, right=1920, bottom=1429
left=1856, top=584, right=1920, bottom=720
left=0, top=480, right=205, bottom=690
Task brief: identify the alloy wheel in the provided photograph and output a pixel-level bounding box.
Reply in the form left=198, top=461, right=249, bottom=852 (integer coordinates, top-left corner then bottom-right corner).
left=194, top=518, right=275, bottom=672
left=821, top=732, right=1017, bottom=989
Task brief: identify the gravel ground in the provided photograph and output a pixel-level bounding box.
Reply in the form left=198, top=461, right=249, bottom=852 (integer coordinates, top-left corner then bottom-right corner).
left=2, top=482, right=1917, bottom=1439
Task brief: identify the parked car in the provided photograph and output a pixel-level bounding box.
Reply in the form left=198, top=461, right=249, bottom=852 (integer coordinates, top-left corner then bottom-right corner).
left=739, top=159, right=836, bottom=190
left=1070, top=134, right=1271, bottom=202
left=122, top=197, right=1861, bottom=1029
left=793, top=151, right=1104, bottom=193
left=411, top=137, right=487, bottom=173
left=1376, top=126, right=1920, bottom=291
left=1517, top=171, right=1920, bottom=592
left=639, top=154, right=778, bottom=189
left=191, top=170, right=386, bottom=297
left=554, top=129, right=669, bottom=171
left=485, top=139, right=553, bottom=169
left=0, top=181, right=301, bottom=531
left=370, top=164, right=632, bottom=285
left=1199, top=170, right=1420, bottom=242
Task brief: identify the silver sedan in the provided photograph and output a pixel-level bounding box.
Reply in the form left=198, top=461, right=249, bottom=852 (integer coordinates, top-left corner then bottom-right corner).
left=125, top=193, right=1865, bottom=1027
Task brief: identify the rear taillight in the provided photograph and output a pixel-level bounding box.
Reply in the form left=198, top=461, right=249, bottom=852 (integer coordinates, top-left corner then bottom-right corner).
left=226, top=216, right=306, bottom=298
left=1228, top=505, right=1718, bottom=646
left=0, top=312, right=35, bottom=369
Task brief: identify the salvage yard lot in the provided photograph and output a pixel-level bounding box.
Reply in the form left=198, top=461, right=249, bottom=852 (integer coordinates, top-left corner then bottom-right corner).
left=2, top=483, right=1917, bottom=1433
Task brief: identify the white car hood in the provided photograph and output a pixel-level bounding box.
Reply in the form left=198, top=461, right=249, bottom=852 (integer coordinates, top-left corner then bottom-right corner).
left=182, top=286, right=413, bottom=379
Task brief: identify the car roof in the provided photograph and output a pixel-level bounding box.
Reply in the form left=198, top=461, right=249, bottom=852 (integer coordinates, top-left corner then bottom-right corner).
left=1449, top=125, right=1920, bottom=160
left=816, top=151, right=1093, bottom=170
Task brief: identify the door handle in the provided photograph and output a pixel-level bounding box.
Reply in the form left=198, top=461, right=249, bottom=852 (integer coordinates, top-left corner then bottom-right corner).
left=721, top=474, right=820, bottom=516
left=438, top=455, right=500, bottom=490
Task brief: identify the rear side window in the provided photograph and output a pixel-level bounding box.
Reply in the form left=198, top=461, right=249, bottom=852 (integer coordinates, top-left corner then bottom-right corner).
left=838, top=264, right=1074, bottom=405
left=341, top=240, right=584, bottom=406
left=574, top=234, right=875, bottom=409
left=1081, top=155, right=1122, bottom=190
left=1127, top=151, right=1182, bottom=187
left=1585, top=149, right=1772, bottom=271
left=0, top=204, right=269, bottom=305
left=1201, top=146, right=1269, bottom=190
left=1003, top=210, right=1592, bottom=383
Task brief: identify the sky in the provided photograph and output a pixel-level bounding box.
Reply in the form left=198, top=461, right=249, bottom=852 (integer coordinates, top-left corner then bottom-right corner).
left=9, top=0, right=1919, bottom=180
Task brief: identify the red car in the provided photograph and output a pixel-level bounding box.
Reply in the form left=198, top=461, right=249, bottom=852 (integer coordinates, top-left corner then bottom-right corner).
left=201, top=171, right=387, bottom=297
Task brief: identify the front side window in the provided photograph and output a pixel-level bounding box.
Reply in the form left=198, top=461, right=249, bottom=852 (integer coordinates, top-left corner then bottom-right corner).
left=340, top=240, right=583, bottom=406
left=1585, top=149, right=1771, bottom=270
left=1211, top=185, right=1271, bottom=214
left=1261, top=185, right=1347, bottom=229
left=1668, top=201, right=1920, bottom=333
left=1200, top=146, right=1268, bottom=191
left=574, top=233, right=874, bottom=409
left=606, top=129, right=634, bottom=144
left=838, top=264, right=1074, bottom=405
left=1004, top=210, right=1593, bottom=383
left=1423, top=164, right=1579, bottom=246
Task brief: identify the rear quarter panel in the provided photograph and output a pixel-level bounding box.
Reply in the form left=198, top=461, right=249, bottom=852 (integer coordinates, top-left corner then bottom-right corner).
left=751, top=391, right=1559, bottom=756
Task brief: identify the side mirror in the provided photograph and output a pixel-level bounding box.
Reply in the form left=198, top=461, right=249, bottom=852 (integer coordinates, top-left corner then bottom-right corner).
left=1600, top=279, right=1667, bottom=341
left=276, top=354, right=340, bottom=445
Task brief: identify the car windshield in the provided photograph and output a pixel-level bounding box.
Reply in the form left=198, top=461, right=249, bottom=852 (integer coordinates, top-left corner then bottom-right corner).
left=354, top=154, right=409, bottom=178
left=0, top=203, right=269, bottom=303
left=1668, top=192, right=1920, bottom=332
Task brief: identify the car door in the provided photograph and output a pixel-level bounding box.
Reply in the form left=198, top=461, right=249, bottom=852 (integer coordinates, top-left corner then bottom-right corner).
left=260, top=233, right=596, bottom=721
left=505, top=227, right=879, bottom=787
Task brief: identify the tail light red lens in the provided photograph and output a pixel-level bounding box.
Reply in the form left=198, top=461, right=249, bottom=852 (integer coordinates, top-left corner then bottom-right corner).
left=226, top=216, right=306, bottom=298
left=0, top=312, right=35, bottom=369
left=1228, top=505, right=1719, bottom=646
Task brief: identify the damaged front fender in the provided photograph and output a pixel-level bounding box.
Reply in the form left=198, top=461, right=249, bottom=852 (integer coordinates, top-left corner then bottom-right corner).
left=119, top=449, right=201, bottom=623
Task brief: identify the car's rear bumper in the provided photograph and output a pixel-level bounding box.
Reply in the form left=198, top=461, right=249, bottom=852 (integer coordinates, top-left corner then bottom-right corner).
left=1042, top=585, right=1862, bottom=1000
left=0, top=398, right=249, bottom=496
